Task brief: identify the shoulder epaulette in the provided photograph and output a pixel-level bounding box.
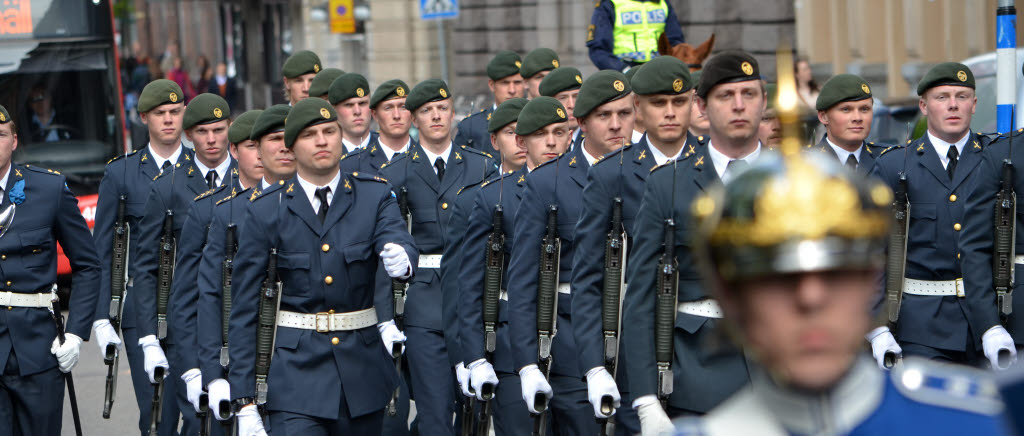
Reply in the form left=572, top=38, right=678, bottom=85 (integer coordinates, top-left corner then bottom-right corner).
left=350, top=171, right=388, bottom=184
left=340, top=147, right=366, bottom=161
left=218, top=187, right=251, bottom=205
left=459, top=145, right=493, bottom=159
left=194, top=188, right=217, bottom=201
left=534, top=154, right=562, bottom=171
left=106, top=149, right=140, bottom=165
left=457, top=180, right=484, bottom=195
left=593, top=146, right=629, bottom=168
left=892, top=358, right=1004, bottom=416
left=650, top=161, right=675, bottom=174
left=878, top=144, right=906, bottom=157
left=385, top=151, right=411, bottom=168
left=481, top=170, right=515, bottom=188
left=23, top=165, right=61, bottom=176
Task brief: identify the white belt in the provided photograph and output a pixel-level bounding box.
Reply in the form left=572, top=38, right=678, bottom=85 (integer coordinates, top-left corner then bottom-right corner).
left=0, top=291, right=52, bottom=308
left=418, top=254, right=442, bottom=269
left=277, top=307, right=378, bottom=332
left=677, top=299, right=722, bottom=318
left=557, top=283, right=571, bottom=295
left=1015, top=255, right=1024, bottom=265
left=903, top=278, right=964, bottom=298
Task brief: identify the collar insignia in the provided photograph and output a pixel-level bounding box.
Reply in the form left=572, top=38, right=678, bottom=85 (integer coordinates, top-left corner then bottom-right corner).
left=637, top=150, right=646, bottom=160
left=286, top=183, right=294, bottom=193
left=694, top=156, right=705, bottom=167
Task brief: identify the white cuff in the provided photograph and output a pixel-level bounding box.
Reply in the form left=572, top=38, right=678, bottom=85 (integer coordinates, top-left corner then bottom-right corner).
left=377, top=319, right=396, bottom=332
left=632, top=394, right=659, bottom=410
left=139, top=335, right=159, bottom=347
left=468, top=358, right=487, bottom=370
left=866, top=326, right=890, bottom=341
left=585, top=366, right=605, bottom=379
left=984, top=325, right=1008, bottom=337
left=518, top=363, right=539, bottom=378
left=93, top=319, right=112, bottom=330
left=181, top=368, right=202, bottom=382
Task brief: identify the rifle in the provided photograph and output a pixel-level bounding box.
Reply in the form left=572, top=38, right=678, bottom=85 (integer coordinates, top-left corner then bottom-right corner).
left=995, top=163, right=1016, bottom=323
left=533, top=205, right=560, bottom=436
left=148, top=366, right=165, bottom=436
left=218, top=222, right=237, bottom=420
left=255, top=247, right=283, bottom=413
left=104, top=194, right=130, bottom=419
left=599, top=197, right=626, bottom=435
left=654, top=213, right=679, bottom=409
left=476, top=201, right=505, bottom=436
left=387, top=186, right=411, bottom=416
left=883, top=173, right=909, bottom=369
left=150, top=210, right=175, bottom=434
left=197, top=393, right=211, bottom=436
left=50, top=291, right=83, bottom=436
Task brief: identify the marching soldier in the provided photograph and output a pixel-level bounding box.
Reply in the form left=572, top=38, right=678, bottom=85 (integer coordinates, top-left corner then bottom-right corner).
left=869, top=63, right=1005, bottom=367
left=570, top=55, right=700, bottom=436
left=329, top=72, right=379, bottom=152
left=91, top=79, right=190, bottom=435
left=309, top=68, right=345, bottom=100
left=586, top=0, right=685, bottom=72
left=677, top=136, right=1009, bottom=436
left=625, top=66, right=647, bottom=145
left=281, top=50, right=323, bottom=106
left=521, top=48, right=561, bottom=99
left=687, top=70, right=709, bottom=142
left=378, top=79, right=498, bottom=435
left=509, top=71, right=633, bottom=434
left=134, top=93, right=235, bottom=435
left=539, top=67, right=585, bottom=150
left=624, top=51, right=760, bottom=435
left=340, top=79, right=417, bottom=175
left=0, top=104, right=99, bottom=435
left=808, top=74, right=887, bottom=172
left=228, top=98, right=416, bottom=434
left=455, top=50, right=525, bottom=152
left=757, top=83, right=781, bottom=150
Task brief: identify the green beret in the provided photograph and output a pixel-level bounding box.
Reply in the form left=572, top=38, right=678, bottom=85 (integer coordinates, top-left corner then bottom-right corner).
left=574, top=70, right=632, bottom=119
left=228, top=110, right=263, bottom=145
left=370, top=79, right=411, bottom=109
left=405, top=79, right=452, bottom=112
left=0, top=104, right=11, bottom=124
left=281, top=50, right=322, bottom=79
left=328, top=73, right=371, bottom=105
left=487, top=50, right=523, bottom=81
left=765, top=83, right=778, bottom=110
left=697, top=50, right=759, bottom=99
left=520, top=48, right=560, bottom=79
left=539, top=67, right=583, bottom=97
left=690, top=70, right=703, bottom=95
left=182, top=93, right=230, bottom=130
left=816, top=74, right=872, bottom=111
left=488, top=98, right=529, bottom=133
left=138, top=79, right=184, bottom=113
left=250, top=104, right=290, bottom=141
left=631, top=56, right=694, bottom=95
left=516, top=97, right=569, bottom=136
left=308, top=68, right=345, bottom=98
left=285, top=98, right=337, bottom=149
left=916, top=62, right=975, bottom=96
left=624, top=65, right=643, bottom=83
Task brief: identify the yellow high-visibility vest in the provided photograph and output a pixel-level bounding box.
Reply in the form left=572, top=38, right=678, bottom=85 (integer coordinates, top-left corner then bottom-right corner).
left=611, top=0, right=669, bottom=63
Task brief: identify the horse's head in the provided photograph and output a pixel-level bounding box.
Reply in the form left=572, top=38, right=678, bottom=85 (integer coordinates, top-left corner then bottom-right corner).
left=658, top=33, right=716, bottom=71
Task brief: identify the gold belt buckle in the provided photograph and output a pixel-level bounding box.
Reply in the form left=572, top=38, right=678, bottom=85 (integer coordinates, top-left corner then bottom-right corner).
left=955, top=278, right=965, bottom=298
left=315, top=312, right=331, bottom=332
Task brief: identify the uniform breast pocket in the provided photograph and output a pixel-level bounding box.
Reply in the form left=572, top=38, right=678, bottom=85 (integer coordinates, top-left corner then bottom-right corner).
left=277, top=251, right=311, bottom=296
left=909, top=203, right=937, bottom=248
left=343, top=242, right=374, bottom=282
left=19, top=227, right=53, bottom=269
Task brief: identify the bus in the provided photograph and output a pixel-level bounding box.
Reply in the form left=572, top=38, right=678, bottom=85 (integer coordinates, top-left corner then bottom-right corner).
left=0, top=0, right=126, bottom=277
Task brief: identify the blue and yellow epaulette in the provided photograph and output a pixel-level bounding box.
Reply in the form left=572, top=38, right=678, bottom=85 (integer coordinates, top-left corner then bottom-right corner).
left=250, top=180, right=286, bottom=202
left=864, top=141, right=890, bottom=155
left=382, top=150, right=412, bottom=168
left=592, top=145, right=631, bottom=168
left=480, top=170, right=517, bottom=188
left=459, top=144, right=494, bottom=160
left=533, top=153, right=563, bottom=171
left=456, top=180, right=484, bottom=196
left=106, top=149, right=140, bottom=165
left=23, top=164, right=62, bottom=176
left=892, top=357, right=1004, bottom=416
left=340, top=147, right=366, bottom=161
left=194, top=188, right=218, bottom=201
left=350, top=171, right=388, bottom=184
left=218, top=187, right=251, bottom=205
left=878, top=143, right=906, bottom=157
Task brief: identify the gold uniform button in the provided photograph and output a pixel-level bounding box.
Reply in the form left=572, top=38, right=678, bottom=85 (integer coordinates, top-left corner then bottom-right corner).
left=322, top=244, right=330, bottom=252
left=5, top=281, right=10, bottom=287
left=957, top=252, right=961, bottom=259
left=442, top=202, right=449, bottom=210
left=949, top=194, right=957, bottom=202
left=953, top=223, right=962, bottom=231
left=325, top=276, right=334, bottom=285
left=331, top=337, right=340, bottom=345
left=1, top=255, right=6, bottom=260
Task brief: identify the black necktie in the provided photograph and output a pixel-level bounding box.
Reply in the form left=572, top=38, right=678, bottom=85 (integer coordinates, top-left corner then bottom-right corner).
left=315, top=187, right=331, bottom=224
left=845, top=154, right=858, bottom=170
left=434, top=157, right=445, bottom=182
left=161, top=160, right=171, bottom=173
left=205, top=171, right=217, bottom=189
left=947, top=146, right=959, bottom=180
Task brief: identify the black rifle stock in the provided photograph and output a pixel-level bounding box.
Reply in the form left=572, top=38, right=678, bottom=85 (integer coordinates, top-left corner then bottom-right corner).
left=599, top=197, right=626, bottom=435
left=105, top=195, right=130, bottom=418
left=197, top=392, right=210, bottom=436
left=995, top=160, right=1016, bottom=321
left=654, top=218, right=678, bottom=409
left=156, top=211, right=175, bottom=340
left=883, top=174, right=909, bottom=368
left=255, top=248, right=282, bottom=412
left=221, top=224, right=236, bottom=370
left=387, top=186, right=411, bottom=417
left=148, top=366, right=165, bottom=436
left=533, top=205, right=560, bottom=436
left=476, top=204, right=504, bottom=436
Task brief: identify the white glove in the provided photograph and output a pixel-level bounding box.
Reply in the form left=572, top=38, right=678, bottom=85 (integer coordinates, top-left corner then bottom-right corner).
left=49, top=333, right=82, bottom=373
left=237, top=404, right=268, bottom=436
left=456, top=362, right=473, bottom=398
left=380, top=243, right=412, bottom=279
left=586, top=367, right=621, bottom=418
left=519, top=364, right=553, bottom=414
left=378, top=320, right=407, bottom=356
left=139, top=335, right=169, bottom=383
left=982, top=325, right=1018, bottom=370
left=866, top=327, right=902, bottom=370
left=207, top=378, right=232, bottom=420
left=92, top=319, right=121, bottom=353
left=181, top=368, right=204, bottom=413
left=636, top=398, right=675, bottom=436
left=469, top=359, right=499, bottom=401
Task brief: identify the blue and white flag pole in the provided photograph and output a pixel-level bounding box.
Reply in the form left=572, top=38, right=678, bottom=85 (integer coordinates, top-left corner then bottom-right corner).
left=997, top=0, right=1017, bottom=133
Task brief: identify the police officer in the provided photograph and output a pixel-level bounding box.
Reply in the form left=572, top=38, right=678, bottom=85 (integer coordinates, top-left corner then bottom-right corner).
left=808, top=74, right=887, bottom=172
left=586, top=0, right=685, bottom=72
left=539, top=67, right=584, bottom=150
left=869, top=63, right=1000, bottom=367
left=135, top=93, right=235, bottom=435
left=510, top=71, right=632, bottom=434
left=571, top=55, right=699, bottom=436
left=455, top=51, right=524, bottom=152
left=281, top=50, right=323, bottom=105
left=0, top=104, right=99, bottom=435
left=91, top=79, right=189, bottom=435
left=521, top=48, right=561, bottom=99
left=378, top=79, right=498, bottom=435
left=624, top=51, right=760, bottom=435
left=309, top=68, right=345, bottom=101
left=329, top=73, right=379, bottom=153
left=677, top=144, right=1008, bottom=436
left=228, top=98, right=416, bottom=435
